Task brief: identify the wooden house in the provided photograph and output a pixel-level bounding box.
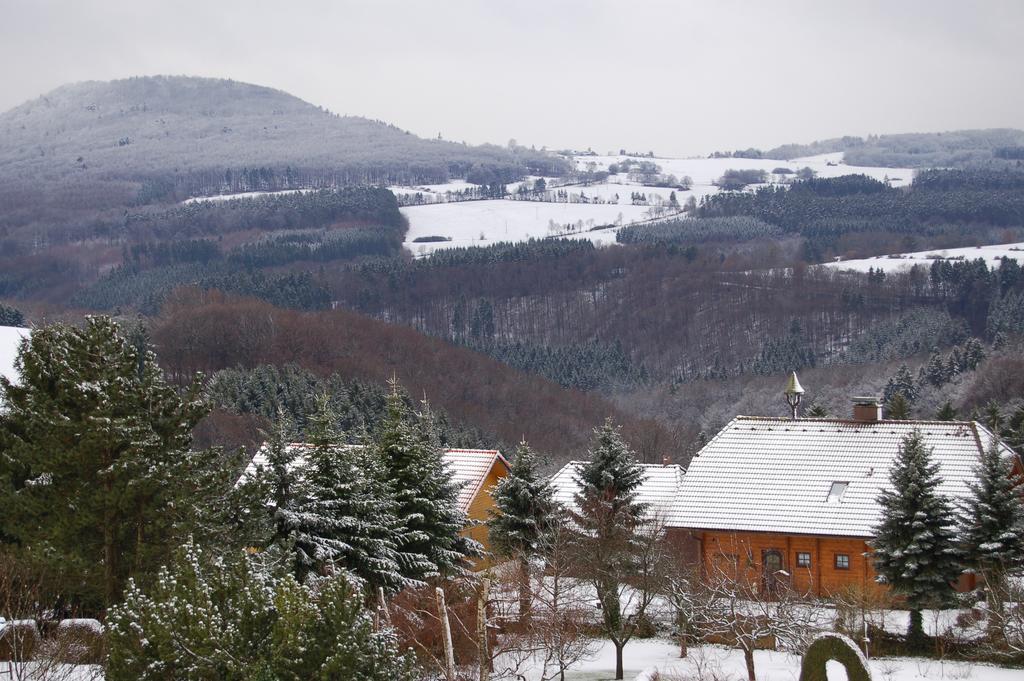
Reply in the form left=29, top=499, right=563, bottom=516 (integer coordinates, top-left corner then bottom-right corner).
left=668, top=395, right=1023, bottom=597
left=442, top=448, right=511, bottom=568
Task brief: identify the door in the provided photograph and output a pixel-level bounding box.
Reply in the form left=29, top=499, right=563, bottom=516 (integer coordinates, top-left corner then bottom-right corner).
left=762, top=549, right=784, bottom=596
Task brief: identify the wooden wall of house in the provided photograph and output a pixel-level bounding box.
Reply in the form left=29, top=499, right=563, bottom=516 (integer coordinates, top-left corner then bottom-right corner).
left=463, top=461, right=508, bottom=570
left=684, top=529, right=977, bottom=597
left=698, top=530, right=876, bottom=597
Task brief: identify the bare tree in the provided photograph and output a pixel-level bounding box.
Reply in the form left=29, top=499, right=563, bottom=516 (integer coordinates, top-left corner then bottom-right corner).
left=572, top=514, right=672, bottom=680
left=488, top=517, right=598, bottom=681
left=665, top=543, right=826, bottom=681
left=0, top=555, right=103, bottom=681
left=956, top=572, right=1024, bottom=660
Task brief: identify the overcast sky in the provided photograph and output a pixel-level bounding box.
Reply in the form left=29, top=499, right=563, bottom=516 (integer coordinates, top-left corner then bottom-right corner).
left=2, top=0, right=1023, bottom=156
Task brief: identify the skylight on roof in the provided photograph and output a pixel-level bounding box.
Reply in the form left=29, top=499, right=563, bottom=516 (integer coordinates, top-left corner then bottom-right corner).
left=826, top=481, right=849, bottom=503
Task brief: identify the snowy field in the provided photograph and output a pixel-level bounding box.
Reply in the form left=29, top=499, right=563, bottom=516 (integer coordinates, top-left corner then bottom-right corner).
left=0, top=325, right=30, bottom=384
left=388, top=179, right=483, bottom=198
left=574, top=152, right=914, bottom=211
left=401, top=200, right=654, bottom=255
left=823, top=242, right=1024, bottom=273
left=507, top=639, right=1023, bottom=681
left=181, top=188, right=311, bottom=204
left=576, top=152, right=913, bottom=188
left=399, top=153, right=916, bottom=256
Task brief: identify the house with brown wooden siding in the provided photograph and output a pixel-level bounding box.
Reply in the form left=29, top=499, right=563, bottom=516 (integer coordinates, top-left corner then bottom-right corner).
left=668, top=395, right=1024, bottom=597
left=442, top=448, right=511, bottom=569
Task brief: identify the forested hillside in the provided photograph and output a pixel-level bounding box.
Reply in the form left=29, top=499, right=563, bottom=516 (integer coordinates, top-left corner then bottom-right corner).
left=151, top=288, right=680, bottom=467
left=761, top=128, right=1024, bottom=168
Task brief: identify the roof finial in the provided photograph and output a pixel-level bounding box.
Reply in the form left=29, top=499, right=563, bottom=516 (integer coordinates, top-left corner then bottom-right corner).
left=784, top=371, right=805, bottom=420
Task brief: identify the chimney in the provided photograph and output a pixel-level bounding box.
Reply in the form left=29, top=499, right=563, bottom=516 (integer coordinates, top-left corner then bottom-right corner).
left=852, top=396, right=882, bottom=423
left=661, top=454, right=672, bottom=467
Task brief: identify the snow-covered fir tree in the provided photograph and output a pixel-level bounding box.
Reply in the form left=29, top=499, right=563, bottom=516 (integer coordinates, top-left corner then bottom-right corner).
left=488, top=440, right=556, bottom=618
left=374, top=381, right=479, bottom=580
left=0, top=316, right=227, bottom=608
left=262, top=410, right=302, bottom=517
left=277, top=395, right=409, bottom=592
left=871, top=429, right=962, bottom=647
left=0, top=303, right=23, bottom=326
left=959, top=439, right=1024, bottom=590
left=884, top=364, right=918, bottom=404
left=571, top=418, right=649, bottom=680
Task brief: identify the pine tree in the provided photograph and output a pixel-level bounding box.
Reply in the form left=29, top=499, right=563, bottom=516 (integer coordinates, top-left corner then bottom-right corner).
left=922, top=353, right=951, bottom=387
left=804, top=403, right=830, bottom=418
left=571, top=419, right=649, bottom=680
left=935, top=401, right=958, bottom=421
left=277, top=395, right=407, bottom=592
left=374, top=381, right=479, bottom=581
left=0, top=303, right=24, bottom=327
left=961, top=338, right=985, bottom=370
left=871, top=430, right=961, bottom=648
left=959, top=438, right=1024, bottom=620
left=983, top=400, right=1004, bottom=432
left=884, top=364, right=918, bottom=404
left=488, top=441, right=555, bottom=619
left=0, top=316, right=222, bottom=609
left=886, top=393, right=911, bottom=420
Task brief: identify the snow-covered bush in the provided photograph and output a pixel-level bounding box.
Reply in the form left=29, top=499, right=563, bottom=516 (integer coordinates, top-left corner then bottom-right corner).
left=107, top=540, right=420, bottom=680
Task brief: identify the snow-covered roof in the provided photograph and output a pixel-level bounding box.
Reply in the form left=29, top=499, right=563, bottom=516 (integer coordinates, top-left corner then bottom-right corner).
left=239, top=444, right=509, bottom=514
left=442, top=449, right=510, bottom=513
left=239, top=442, right=317, bottom=483
left=550, top=460, right=686, bottom=521
left=0, top=326, right=30, bottom=385
left=669, top=416, right=1020, bottom=538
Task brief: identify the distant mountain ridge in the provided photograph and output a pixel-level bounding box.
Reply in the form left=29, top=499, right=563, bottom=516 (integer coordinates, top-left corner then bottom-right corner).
left=0, top=75, right=565, bottom=202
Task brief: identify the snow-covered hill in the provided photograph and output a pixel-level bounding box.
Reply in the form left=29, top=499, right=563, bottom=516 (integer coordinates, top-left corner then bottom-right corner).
left=824, top=242, right=1024, bottom=273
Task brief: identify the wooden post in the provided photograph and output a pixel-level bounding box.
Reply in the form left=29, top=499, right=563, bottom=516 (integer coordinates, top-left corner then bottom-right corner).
left=478, top=578, right=490, bottom=681
left=378, top=586, right=391, bottom=626
left=436, top=586, right=456, bottom=681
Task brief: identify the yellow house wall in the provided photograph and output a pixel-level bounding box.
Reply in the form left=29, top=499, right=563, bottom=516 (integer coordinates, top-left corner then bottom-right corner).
left=463, top=461, right=508, bottom=570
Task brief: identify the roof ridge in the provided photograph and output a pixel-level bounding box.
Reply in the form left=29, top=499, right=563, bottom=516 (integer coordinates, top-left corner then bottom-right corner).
left=735, top=415, right=977, bottom=426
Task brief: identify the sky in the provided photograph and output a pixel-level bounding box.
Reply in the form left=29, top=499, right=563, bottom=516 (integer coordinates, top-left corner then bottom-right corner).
left=2, top=0, right=1023, bottom=157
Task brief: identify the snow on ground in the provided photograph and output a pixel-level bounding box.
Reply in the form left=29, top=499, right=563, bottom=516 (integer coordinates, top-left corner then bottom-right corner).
left=401, top=200, right=655, bottom=255
left=0, top=325, right=30, bottom=385
left=555, top=182, right=683, bottom=204
left=388, top=180, right=482, bottom=197
left=507, top=639, right=1023, bottom=681
left=823, top=242, right=1024, bottom=273
left=400, top=152, right=914, bottom=257
left=576, top=153, right=913, bottom=188
left=181, top=188, right=312, bottom=204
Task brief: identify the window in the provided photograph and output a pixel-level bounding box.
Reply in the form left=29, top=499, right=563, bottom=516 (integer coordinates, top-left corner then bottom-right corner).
left=796, top=552, right=811, bottom=568
left=826, top=481, right=849, bottom=503
left=835, top=553, right=850, bottom=570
